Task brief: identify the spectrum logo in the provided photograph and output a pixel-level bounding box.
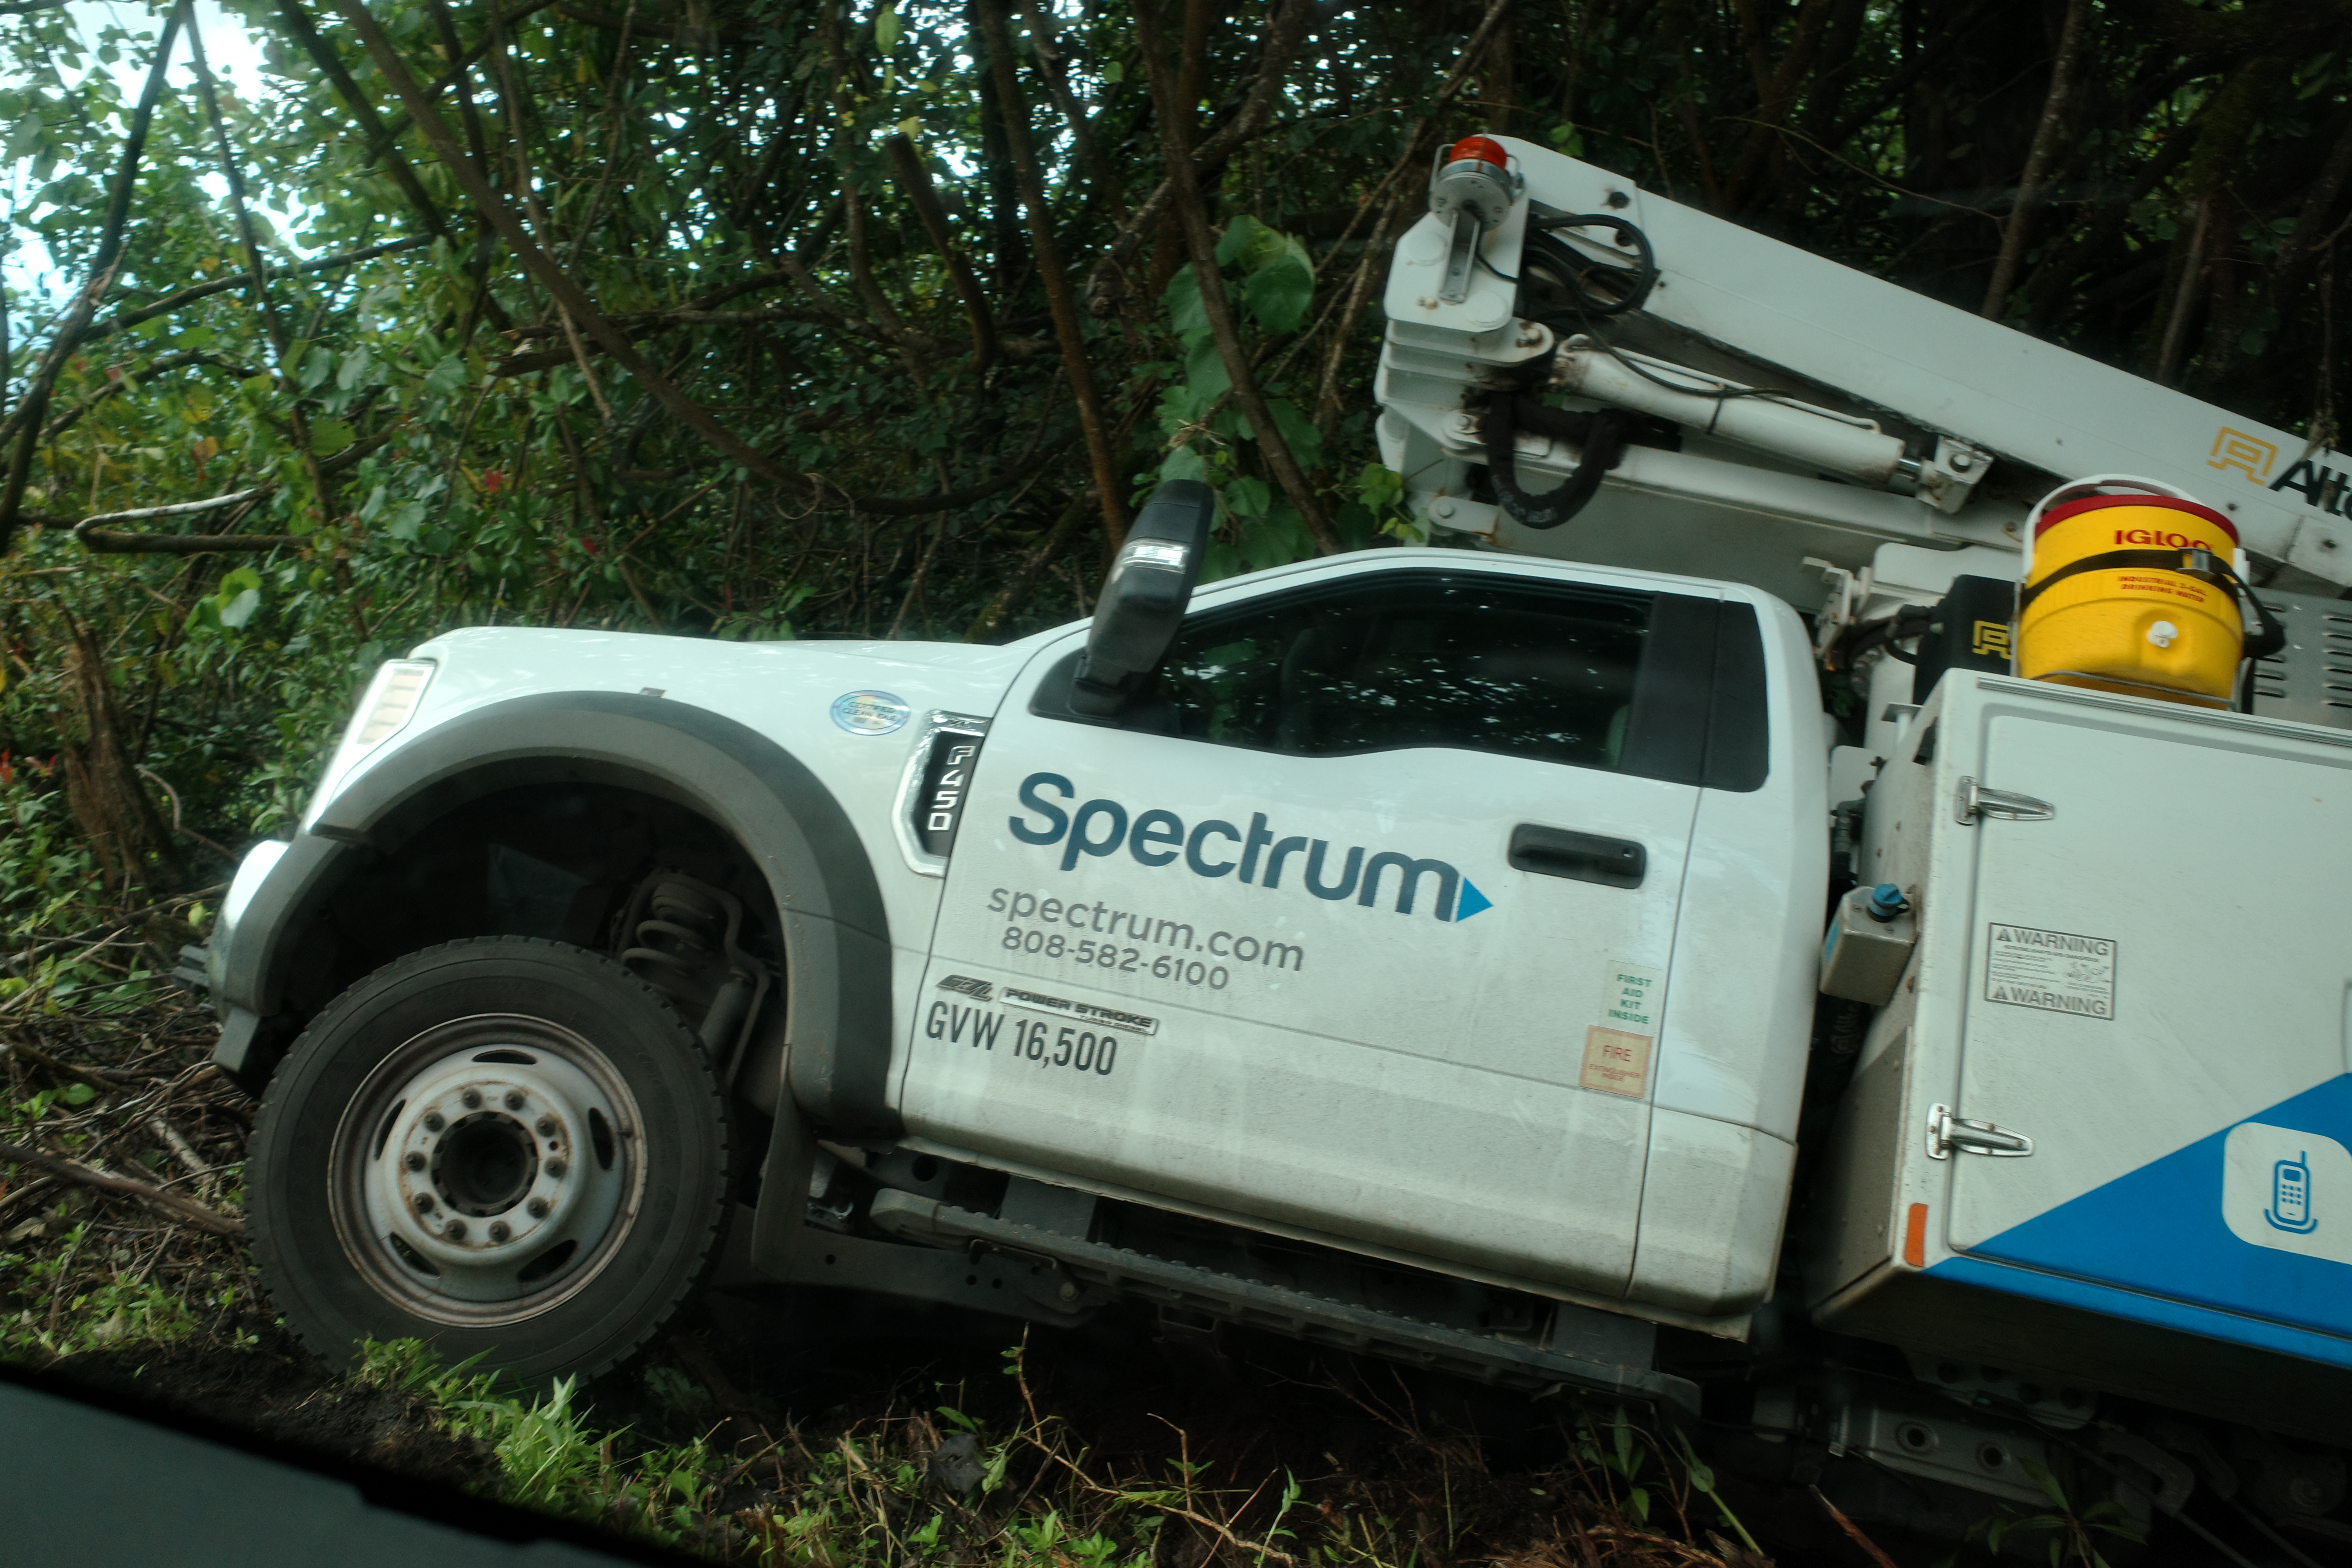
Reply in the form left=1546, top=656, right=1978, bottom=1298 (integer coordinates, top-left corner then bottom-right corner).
left=1007, top=772, right=1493, bottom=922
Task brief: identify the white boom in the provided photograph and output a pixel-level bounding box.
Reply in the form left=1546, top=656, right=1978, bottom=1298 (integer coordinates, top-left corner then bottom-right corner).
left=1376, top=137, right=2352, bottom=610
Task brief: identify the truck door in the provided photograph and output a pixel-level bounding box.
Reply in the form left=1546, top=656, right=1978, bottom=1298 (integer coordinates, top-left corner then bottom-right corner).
left=1943, top=704, right=2352, bottom=1347
left=902, top=561, right=1766, bottom=1298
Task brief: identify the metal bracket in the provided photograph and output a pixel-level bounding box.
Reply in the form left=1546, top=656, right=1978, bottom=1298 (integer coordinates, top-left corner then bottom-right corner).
left=1927, top=1103, right=2034, bottom=1160
left=1953, top=777, right=2055, bottom=826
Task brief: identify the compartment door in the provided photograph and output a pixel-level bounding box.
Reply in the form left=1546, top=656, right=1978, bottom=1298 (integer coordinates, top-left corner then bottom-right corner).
left=1946, top=709, right=2352, bottom=1341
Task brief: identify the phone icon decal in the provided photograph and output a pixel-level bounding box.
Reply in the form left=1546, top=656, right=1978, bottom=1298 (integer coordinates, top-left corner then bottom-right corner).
left=2268, top=1153, right=2319, bottom=1235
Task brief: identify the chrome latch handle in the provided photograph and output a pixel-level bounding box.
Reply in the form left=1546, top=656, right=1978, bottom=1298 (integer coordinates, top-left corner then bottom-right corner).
left=1955, top=777, right=2055, bottom=825
left=1927, top=1103, right=2034, bottom=1160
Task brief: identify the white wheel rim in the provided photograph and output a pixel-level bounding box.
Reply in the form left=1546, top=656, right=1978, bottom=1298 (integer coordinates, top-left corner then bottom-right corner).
left=327, top=1014, right=648, bottom=1328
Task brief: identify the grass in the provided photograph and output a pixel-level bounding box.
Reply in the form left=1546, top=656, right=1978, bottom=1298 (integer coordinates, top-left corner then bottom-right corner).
left=341, top=1332, right=1775, bottom=1568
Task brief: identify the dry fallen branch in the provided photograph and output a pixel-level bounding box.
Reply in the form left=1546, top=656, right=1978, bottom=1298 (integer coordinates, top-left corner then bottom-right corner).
left=0, top=1136, right=245, bottom=1238
left=2, top=1032, right=128, bottom=1093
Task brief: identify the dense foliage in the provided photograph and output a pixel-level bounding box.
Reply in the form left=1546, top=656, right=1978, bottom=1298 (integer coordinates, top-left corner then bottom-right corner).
left=3, top=0, right=2351, bottom=902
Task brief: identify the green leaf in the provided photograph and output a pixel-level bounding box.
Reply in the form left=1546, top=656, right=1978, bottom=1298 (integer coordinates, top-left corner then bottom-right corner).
left=1159, top=444, right=1208, bottom=483
left=309, top=418, right=354, bottom=454
left=218, top=588, right=263, bottom=630
left=336, top=346, right=374, bottom=390
left=1180, top=332, right=1230, bottom=413
left=1264, top=396, right=1321, bottom=471
left=60, top=1083, right=96, bottom=1106
left=1224, top=475, right=1271, bottom=517
left=873, top=4, right=900, bottom=51
left=1163, top=265, right=1208, bottom=336
left=1215, top=214, right=1266, bottom=270
left=1243, top=251, right=1313, bottom=333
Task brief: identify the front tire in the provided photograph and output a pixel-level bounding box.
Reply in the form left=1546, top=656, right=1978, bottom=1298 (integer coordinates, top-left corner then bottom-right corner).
left=249, top=937, right=730, bottom=1384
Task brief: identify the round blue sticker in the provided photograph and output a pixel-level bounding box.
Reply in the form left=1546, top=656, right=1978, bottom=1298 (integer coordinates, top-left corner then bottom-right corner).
left=831, top=690, right=911, bottom=735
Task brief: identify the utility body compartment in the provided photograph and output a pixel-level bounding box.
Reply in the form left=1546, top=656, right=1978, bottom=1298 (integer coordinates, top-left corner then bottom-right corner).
left=1811, top=672, right=2352, bottom=1436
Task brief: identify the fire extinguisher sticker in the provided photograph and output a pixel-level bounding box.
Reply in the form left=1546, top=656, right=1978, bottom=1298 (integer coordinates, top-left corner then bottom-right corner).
left=2223, top=1123, right=2351, bottom=1262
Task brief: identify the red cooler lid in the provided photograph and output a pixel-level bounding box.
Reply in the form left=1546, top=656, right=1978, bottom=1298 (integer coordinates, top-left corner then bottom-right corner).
left=2035, top=492, right=2239, bottom=544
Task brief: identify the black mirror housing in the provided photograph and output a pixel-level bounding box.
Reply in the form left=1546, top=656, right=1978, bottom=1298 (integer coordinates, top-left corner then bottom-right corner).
left=1069, top=479, right=1215, bottom=716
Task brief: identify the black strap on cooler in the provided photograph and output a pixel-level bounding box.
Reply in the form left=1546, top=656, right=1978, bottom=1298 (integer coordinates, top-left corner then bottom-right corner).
left=2017, top=546, right=2286, bottom=660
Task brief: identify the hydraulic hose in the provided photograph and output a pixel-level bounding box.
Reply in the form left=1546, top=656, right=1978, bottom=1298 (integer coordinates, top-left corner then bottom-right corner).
left=1479, top=395, right=1632, bottom=531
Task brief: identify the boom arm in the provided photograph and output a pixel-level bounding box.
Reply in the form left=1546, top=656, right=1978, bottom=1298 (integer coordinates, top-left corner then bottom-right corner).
left=1375, top=137, right=2352, bottom=605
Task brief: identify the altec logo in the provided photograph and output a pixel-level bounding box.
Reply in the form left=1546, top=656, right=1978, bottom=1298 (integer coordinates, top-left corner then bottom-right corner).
left=1008, top=772, right=1493, bottom=922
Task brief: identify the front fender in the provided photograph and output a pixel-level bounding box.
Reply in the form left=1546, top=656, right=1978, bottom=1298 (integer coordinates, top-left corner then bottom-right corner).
left=212, top=690, right=898, bottom=1135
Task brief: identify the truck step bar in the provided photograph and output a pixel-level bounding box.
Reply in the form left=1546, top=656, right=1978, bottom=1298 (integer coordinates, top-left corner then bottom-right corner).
left=867, top=1190, right=1700, bottom=1416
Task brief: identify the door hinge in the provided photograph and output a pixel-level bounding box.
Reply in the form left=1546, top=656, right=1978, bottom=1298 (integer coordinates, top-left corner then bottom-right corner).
left=1927, top=1103, right=2034, bottom=1160
left=1953, top=777, right=2055, bottom=826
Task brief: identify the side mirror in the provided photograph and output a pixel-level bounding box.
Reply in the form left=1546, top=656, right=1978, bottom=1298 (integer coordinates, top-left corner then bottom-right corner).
left=1069, top=479, right=1214, bottom=716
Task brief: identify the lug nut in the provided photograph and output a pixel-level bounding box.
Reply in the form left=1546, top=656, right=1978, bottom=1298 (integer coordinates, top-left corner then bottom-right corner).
left=526, top=1197, right=550, bottom=1218
left=405, top=1151, right=426, bottom=1171
left=546, top=1158, right=567, bottom=1180
left=535, top=1116, right=557, bottom=1138
left=414, top=1192, right=436, bottom=1213
left=424, top=1111, right=445, bottom=1132
left=504, top=1089, right=525, bottom=1111
left=461, top=1087, right=483, bottom=1109
left=489, top=1220, right=511, bottom=1242
left=445, top=1219, right=467, bottom=1240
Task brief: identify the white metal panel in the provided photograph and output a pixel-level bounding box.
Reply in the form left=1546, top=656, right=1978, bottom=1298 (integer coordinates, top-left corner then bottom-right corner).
left=1651, top=592, right=1826, bottom=1139
left=1947, top=697, right=2352, bottom=1250
left=907, top=612, right=1698, bottom=1294
left=1630, top=1108, right=1796, bottom=1315
left=357, top=626, right=1036, bottom=999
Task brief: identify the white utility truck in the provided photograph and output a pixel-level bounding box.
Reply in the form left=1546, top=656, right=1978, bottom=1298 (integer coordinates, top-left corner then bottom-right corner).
left=197, top=135, right=2352, bottom=1548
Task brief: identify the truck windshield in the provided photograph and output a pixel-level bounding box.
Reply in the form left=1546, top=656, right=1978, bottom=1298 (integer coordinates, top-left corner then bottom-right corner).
left=1154, top=572, right=1653, bottom=769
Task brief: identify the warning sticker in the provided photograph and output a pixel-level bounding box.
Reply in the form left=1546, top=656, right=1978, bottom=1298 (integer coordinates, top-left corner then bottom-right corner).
left=1983, top=923, right=2116, bottom=1020
left=1580, top=1026, right=1654, bottom=1098
left=1598, top=958, right=1663, bottom=1033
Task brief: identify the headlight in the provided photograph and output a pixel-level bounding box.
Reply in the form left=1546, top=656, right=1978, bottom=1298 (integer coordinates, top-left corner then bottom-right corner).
left=304, top=659, right=435, bottom=828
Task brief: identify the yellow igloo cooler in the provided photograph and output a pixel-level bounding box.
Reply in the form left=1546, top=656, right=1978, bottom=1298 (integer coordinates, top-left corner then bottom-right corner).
left=2017, top=486, right=2269, bottom=708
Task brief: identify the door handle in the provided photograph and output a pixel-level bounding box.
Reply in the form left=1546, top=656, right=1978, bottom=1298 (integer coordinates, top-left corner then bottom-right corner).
left=1509, top=825, right=1646, bottom=889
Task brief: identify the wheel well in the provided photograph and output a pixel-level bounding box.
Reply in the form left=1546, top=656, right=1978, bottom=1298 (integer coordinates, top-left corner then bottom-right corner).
left=276, top=781, right=784, bottom=1035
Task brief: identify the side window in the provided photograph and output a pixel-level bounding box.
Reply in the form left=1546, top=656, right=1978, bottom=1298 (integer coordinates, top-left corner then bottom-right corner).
left=1030, top=568, right=1770, bottom=789
left=1156, top=574, right=1650, bottom=770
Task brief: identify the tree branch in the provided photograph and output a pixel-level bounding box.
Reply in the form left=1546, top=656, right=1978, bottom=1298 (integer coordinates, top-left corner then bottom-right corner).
left=41, top=351, right=267, bottom=443
left=0, top=1135, right=244, bottom=1236
left=1982, top=0, right=2089, bottom=319
left=1136, top=0, right=1338, bottom=554
left=274, top=0, right=454, bottom=245
left=973, top=0, right=1128, bottom=545
left=0, top=0, right=185, bottom=557
left=329, top=0, right=795, bottom=486
left=74, top=236, right=434, bottom=351
left=80, top=530, right=307, bottom=554
left=887, top=133, right=999, bottom=372
left=1085, top=0, right=1315, bottom=313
